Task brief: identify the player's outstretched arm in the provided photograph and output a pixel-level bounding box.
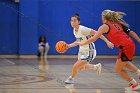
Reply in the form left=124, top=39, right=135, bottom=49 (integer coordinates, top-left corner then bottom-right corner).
left=67, top=41, right=79, bottom=49
left=99, top=35, right=114, bottom=49
left=90, top=28, right=114, bottom=49
left=121, top=24, right=140, bottom=44
left=77, top=24, right=106, bottom=46
left=129, top=31, right=140, bottom=44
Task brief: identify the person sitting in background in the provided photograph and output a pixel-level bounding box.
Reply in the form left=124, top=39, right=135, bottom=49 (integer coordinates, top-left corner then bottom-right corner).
left=38, top=36, right=50, bottom=59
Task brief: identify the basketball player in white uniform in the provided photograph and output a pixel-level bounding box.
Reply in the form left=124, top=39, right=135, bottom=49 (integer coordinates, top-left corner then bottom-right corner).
left=65, top=13, right=114, bottom=84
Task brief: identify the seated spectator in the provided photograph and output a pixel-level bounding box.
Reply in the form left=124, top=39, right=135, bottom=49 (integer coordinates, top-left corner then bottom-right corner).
left=38, top=36, right=49, bottom=59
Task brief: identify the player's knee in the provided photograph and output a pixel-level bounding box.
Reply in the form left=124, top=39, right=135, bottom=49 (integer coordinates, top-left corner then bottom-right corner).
left=79, top=66, right=85, bottom=71
left=73, top=64, right=79, bottom=70
left=73, top=62, right=85, bottom=70
left=115, top=65, right=122, bottom=73
left=115, top=65, right=120, bottom=73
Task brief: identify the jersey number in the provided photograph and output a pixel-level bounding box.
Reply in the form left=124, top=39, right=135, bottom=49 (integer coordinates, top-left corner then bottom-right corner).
left=114, top=24, right=120, bottom=30
left=76, top=37, right=83, bottom=42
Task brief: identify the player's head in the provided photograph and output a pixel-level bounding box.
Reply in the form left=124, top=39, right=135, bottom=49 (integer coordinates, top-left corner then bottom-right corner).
left=102, top=10, right=128, bottom=26
left=71, top=13, right=80, bottom=28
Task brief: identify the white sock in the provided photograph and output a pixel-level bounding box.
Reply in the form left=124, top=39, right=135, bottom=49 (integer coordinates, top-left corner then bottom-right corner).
left=135, top=69, right=140, bottom=78
left=69, top=76, right=74, bottom=80
left=129, top=79, right=137, bottom=85
left=93, top=65, right=98, bottom=70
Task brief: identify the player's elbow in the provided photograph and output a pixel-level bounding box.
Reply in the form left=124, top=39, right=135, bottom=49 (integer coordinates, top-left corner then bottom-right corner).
left=128, top=31, right=134, bottom=35
left=90, top=30, right=96, bottom=35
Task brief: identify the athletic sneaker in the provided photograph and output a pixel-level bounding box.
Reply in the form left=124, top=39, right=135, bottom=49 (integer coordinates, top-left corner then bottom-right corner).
left=65, top=78, right=74, bottom=84
left=65, top=84, right=74, bottom=89
left=125, top=83, right=140, bottom=91
left=96, top=63, right=102, bottom=75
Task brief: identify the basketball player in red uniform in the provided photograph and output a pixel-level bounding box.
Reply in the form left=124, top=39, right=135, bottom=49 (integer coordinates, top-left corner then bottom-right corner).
left=77, top=10, right=140, bottom=91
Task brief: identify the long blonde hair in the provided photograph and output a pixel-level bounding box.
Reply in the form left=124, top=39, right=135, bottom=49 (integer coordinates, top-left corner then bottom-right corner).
left=102, top=10, right=129, bottom=27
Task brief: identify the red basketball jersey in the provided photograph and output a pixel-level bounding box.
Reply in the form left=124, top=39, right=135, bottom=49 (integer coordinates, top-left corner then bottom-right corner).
left=105, top=22, right=133, bottom=47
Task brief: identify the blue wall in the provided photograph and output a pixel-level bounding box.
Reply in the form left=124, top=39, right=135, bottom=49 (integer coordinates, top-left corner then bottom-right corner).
left=0, top=0, right=140, bottom=55
left=19, top=0, right=38, bottom=54
left=0, top=0, right=19, bottom=54
left=38, top=0, right=140, bottom=55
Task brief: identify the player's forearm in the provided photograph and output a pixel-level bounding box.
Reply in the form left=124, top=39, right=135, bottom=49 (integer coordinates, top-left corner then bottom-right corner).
left=83, top=37, right=96, bottom=45
left=99, top=35, right=110, bottom=44
left=129, top=31, right=140, bottom=43
left=90, top=30, right=110, bottom=43
left=68, top=41, right=78, bottom=48
left=83, top=34, right=100, bottom=45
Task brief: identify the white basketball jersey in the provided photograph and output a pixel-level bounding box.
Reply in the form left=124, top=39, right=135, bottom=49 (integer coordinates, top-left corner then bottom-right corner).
left=73, top=25, right=96, bottom=51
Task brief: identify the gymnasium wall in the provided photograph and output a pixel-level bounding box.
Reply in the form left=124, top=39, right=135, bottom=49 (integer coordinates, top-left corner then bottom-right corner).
left=0, top=0, right=140, bottom=55
left=19, top=0, right=38, bottom=55
left=0, top=0, right=19, bottom=54
left=38, top=0, right=140, bottom=55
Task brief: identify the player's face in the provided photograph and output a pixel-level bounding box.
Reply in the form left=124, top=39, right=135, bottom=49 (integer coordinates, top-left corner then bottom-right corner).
left=70, top=17, right=80, bottom=28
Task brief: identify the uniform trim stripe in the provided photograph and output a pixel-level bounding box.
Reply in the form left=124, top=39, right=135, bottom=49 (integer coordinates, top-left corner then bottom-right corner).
left=86, top=36, right=95, bottom=50
left=81, top=51, right=90, bottom=60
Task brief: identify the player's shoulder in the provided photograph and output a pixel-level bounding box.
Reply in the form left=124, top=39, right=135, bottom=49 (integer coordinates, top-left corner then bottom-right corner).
left=99, top=24, right=109, bottom=30
left=80, top=25, right=92, bottom=30
left=98, top=24, right=110, bottom=34
left=78, top=25, right=86, bottom=31
left=79, top=25, right=85, bottom=29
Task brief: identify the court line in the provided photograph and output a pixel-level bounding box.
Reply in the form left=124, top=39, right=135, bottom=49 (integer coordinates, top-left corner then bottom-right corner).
left=0, top=55, right=140, bottom=59
left=3, top=59, right=15, bottom=65
left=0, top=88, right=124, bottom=89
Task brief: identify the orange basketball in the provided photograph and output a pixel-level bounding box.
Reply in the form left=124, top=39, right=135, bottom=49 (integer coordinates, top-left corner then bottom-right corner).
left=55, top=41, right=68, bottom=53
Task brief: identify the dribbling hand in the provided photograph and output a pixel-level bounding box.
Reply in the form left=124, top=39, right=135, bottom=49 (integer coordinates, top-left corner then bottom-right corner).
left=107, top=42, right=114, bottom=49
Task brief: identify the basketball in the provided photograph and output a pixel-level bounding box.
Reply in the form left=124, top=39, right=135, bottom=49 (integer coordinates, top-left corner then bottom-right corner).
left=55, top=41, right=68, bottom=53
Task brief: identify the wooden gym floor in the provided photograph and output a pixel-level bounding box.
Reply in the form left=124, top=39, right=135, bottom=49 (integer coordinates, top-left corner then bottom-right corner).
left=0, top=57, right=140, bottom=93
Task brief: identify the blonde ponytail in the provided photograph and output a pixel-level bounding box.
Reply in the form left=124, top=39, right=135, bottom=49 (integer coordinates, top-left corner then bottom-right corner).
left=102, top=10, right=129, bottom=27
